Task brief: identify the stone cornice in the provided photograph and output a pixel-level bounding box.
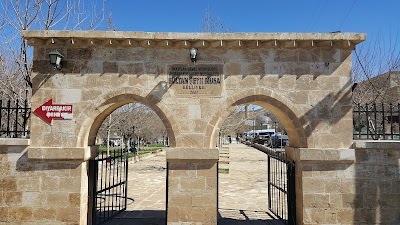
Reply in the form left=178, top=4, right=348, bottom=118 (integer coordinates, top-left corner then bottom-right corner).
left=285, top=147, right=355, bottom=163
left=21, top=30, right=366, bottom=49
left=27, top=146, right=98, bottom=161
left=353, top=140, right=400, bottom=150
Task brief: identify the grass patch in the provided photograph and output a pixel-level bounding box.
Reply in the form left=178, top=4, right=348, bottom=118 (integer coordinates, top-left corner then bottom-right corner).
left=98, top=146, right=122, bottom=154
left=218, top=168, right=229, bottom=174
left=98, top=146, right=166, bottom=158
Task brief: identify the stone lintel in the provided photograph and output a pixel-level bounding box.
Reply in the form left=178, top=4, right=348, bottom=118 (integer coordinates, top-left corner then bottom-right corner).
left=166, top=148, right=219, bottom=161
left=286, top=147, right=355, bottom=163
left=353, top=140, right=400, bottom=150
left=21, top=30, right=366, bottom=49
left=0, top=138, right=30, bottom=146
left=27, top=146, right=98, bottom=161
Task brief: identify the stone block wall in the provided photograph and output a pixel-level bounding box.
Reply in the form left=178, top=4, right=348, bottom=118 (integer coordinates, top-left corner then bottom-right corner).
left=0, top=139, right=85, bottom=225
left=287, top=141, right=400, bottom=225
left=353, top=141, right=400, bottom=225
left=166, top=148, right=218, bottom=225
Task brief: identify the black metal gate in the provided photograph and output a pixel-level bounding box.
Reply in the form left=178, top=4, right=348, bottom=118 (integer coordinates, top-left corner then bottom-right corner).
left=90, top=148, right=129, bottom=225
left=251, top=144, right=296, bottom=225
left=267, top=149, right=296, bottom=225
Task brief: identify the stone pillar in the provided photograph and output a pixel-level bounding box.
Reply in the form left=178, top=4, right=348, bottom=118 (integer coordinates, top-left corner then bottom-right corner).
left=0, top=139, right=96, bottom=225
left=166, top=148, right=219, bottom=225
left=26, top=147, right=96, bottom=225
left=286, top=147, right=356, bottom=225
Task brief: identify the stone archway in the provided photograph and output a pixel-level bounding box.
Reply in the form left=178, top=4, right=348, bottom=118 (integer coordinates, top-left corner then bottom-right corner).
left=81, top=93, right=178, bottom=147
left=209, top=91, right=307, bottom=224
left=81, top=93, right=177, bottom=224
left=206, top=90, right=308, bottom=149
left=20, top=30, right=365, bottom=225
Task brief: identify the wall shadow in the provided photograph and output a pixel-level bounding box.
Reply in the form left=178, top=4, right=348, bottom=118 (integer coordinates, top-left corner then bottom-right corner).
left=16, top=150, right=81, bottom=172
left=300, top=81, right=353, bottom=139
left=353, top=144, right=400, bottom=224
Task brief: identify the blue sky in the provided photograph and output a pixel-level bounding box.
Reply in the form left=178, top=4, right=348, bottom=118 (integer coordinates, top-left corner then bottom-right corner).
left=110, top=0, right=399, bottom=37
left=108, top=0, right=400, bottom=77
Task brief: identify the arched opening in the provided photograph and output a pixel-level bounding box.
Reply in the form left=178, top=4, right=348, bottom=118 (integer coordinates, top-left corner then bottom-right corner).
left=214, top=95, right=306, bottom=224
left=85, top=94, right=176, bottom=225
left=84, top=94, right=176, bottom=148
left=208, top=94, right=307, bottom=149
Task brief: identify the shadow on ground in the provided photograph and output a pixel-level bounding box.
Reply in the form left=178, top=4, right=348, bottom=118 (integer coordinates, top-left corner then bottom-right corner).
left=99, top=210, right=165, bottom=225
left=218, top=209, right=282, bottom=225
left=218, top=218, right=283, bottom=225
left=99, top=209, right=282, bottom=225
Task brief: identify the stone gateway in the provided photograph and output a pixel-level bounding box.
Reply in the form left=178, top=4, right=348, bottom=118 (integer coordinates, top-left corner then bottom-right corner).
left=3, top=30, right=388, bottom=225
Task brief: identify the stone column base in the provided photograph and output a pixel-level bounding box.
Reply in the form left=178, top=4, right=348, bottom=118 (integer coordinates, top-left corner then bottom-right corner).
left=166, top=148, right=219, bottom=225
left=286, top=147, right=356, bottom=225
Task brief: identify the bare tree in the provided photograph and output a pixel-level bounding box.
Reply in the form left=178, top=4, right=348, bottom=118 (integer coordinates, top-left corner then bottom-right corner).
left=0, top=0, right=109, bottom=101
left=221, top=106, right=273, bottom=135
left=352, top=32, right=400, bottom=104
left=0, top=49, right=26, bottom=100
left=107, top=11, right=116, bottom=31
left=97, top=103, right=167, bottom=150
left=220, top=106, right=250, bottom=136
left=200, top=6, right=233, bottom=33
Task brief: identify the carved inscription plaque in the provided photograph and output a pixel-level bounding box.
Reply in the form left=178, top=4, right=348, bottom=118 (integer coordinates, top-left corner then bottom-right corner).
left=168, top=65, right=223, bottom=96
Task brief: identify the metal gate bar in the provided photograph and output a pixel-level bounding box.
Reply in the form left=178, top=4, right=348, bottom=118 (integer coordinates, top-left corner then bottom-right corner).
left=251, top=144, right=296, bottom=225
left=267, top=149, right=296, bottom=225
left=92, top=148, right=129, bottom=225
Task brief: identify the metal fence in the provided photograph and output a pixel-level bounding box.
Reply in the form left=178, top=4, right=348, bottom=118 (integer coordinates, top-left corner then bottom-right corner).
left=91, top=148, right=129, bottom=225
left=353, top=102, right=400, bottom=140
left=0, top=99, right=30, bottom=138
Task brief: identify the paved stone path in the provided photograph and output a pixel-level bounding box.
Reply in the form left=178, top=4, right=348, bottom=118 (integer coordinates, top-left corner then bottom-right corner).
left=101, top=152, right=167, bottom=225
left=218, top=143, right=279, bottom=225
left=102, top=144, right=280, bottom=225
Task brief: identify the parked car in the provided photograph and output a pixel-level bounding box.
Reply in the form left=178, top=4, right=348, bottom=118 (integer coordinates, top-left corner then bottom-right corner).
left=252, top=135, right=270, bottom=145
left=270, top=135, right=289, bottom=148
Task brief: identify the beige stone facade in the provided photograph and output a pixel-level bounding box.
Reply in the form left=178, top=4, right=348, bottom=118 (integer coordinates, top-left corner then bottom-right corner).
left=286, top=141, right=400, bottom=225
left=0, top=138, right=84, bottom=225
left=4, top=30, right=396, bottom=225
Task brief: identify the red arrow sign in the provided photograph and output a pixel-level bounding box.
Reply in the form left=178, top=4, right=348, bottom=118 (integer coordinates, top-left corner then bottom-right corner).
left=33, top=99, right=73, bottom=124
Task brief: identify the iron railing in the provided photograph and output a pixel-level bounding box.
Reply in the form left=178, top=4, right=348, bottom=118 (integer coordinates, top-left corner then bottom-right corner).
left=92, top=148, right=129, bottom=225
left=0, top=99, right=30, bottom=138
left=353, top=102, right=400, bottom=140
